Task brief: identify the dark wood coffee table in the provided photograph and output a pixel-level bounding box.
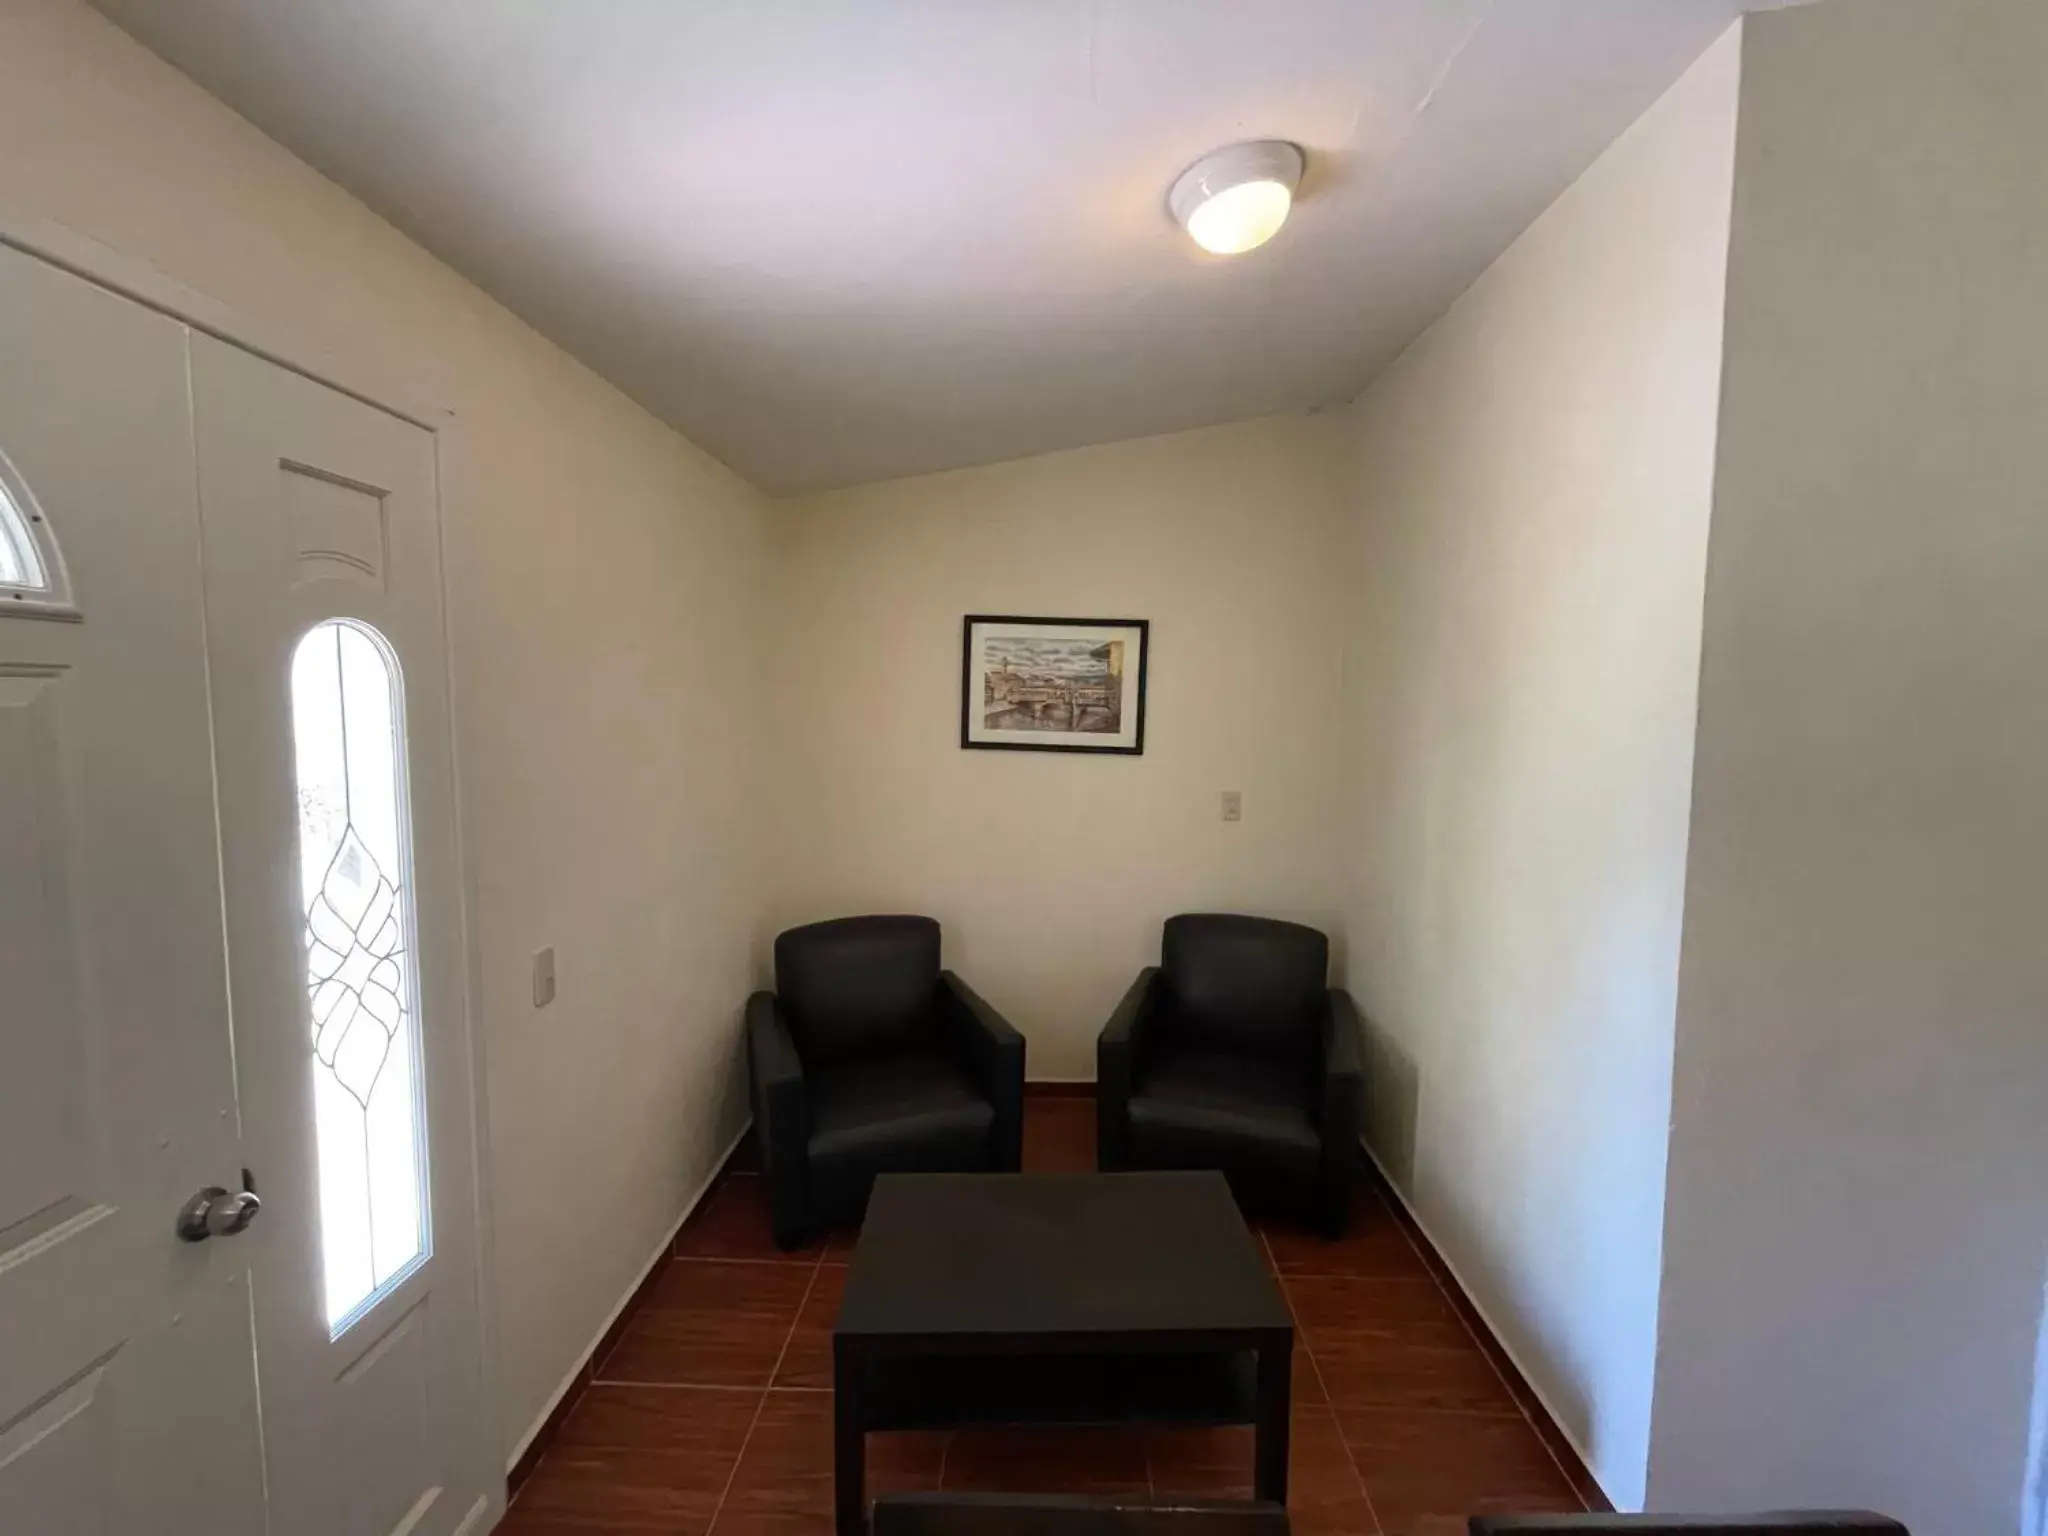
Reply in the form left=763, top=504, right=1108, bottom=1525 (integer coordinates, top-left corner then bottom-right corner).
left=833, top=1172, right=1293, bottom=1536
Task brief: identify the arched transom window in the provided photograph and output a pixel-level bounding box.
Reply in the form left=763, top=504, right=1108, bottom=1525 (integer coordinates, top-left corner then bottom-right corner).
left=0, top=451, right=59, bottom=603
left=0, top=449, right=73, bottom=618
left=0, top=479, right=44, bottom=590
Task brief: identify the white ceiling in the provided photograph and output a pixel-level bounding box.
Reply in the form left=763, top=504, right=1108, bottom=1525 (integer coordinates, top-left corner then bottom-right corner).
left=94, top=1, right=1767, bottom=495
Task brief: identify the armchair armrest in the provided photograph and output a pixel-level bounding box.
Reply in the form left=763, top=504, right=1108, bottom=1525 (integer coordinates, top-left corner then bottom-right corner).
left=1321, top=990, right=1365, bottom=1128
left=1096, top=967, right=1161, bottom=1170
left=746, top=991, right=811, bottom=1248
left=1317, top=990, right=1367, bottom=1233
left=939, top=972, right=1027, bottom=1170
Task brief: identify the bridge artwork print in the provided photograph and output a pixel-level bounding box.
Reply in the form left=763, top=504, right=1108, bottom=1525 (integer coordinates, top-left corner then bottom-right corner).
left=961, top=614, right=1149, bottom=756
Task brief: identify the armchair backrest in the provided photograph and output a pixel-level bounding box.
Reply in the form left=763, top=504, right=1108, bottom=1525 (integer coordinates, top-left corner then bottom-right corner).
left=775, top=915, right=942, bottom=1064
left=1159, top=914, right=1328, bottom=1056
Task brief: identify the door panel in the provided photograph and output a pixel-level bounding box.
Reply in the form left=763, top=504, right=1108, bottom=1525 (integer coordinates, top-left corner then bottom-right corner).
left=191, top=333, right=489, bottom=1536
left=0, top=244, right=266, bottom=1535
left=335, top=1297, right=441, bottom=1534
left=0, top=1367, right=111, bottom=1536
left=0, top=665, right=87, bottom=1238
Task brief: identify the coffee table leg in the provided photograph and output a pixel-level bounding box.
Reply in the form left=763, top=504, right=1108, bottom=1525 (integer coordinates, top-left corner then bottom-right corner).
left=1254, top=1337, right=1291, bottom=1505
left=835, top=1339, right=865, bottom=1536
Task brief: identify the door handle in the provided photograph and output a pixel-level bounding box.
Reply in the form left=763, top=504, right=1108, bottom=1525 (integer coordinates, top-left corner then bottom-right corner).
left=176, top=1172, right=262, bottom=1242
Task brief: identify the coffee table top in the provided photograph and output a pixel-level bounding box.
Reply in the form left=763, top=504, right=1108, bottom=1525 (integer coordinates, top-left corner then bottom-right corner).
left=838, top=1172, right=1290, bottom=1343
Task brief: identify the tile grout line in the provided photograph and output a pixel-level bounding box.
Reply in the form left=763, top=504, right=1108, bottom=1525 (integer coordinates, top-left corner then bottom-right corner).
left=706, top=1245, right=825, bottom=1536
left=591, top=1256, right=816, bottom=1387
left=1261, top=1226, right=1340, bottom=1402
left=670, top=1253, right=824, bottom=1266
left=1372, top=1186, right=1590, bottom=1511
left=1271, top=1245, right=1385, bottom=1536
left=516, top=1151, right=756, bottom=1504
left=681, top=1253, right=829, bottom=1274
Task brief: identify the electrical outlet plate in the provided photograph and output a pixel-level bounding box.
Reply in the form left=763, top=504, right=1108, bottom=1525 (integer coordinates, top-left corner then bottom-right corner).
left=1221, top=790, right=1243, bottom=823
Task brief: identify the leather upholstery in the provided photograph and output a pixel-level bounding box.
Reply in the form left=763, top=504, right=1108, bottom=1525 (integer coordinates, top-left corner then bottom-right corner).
left=1094, top=968, right=1158, bottom=1171
left=808, top=1052, right=996, bottom=1213
left=746, top=993, right=810, bottom=1247
left=1319, top=990, right=1366, bottom=1195
left=1099, top=915, right=1364, bottom=1236
left=1128, top=1045, right=1320, bottom=1181
left=776, top=915, right=943, bottom=1064
left=938, top=972, right=1027, bottom=1174
left=1160, top=914, right=1329, bottom=1055
left=749, top=917, right=1024, bottom=1248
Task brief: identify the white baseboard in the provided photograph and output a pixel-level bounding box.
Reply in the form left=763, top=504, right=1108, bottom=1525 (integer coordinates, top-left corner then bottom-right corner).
left=506, top=1120, right=752, bottom=1474
left=500, top=1116, right=1614, bottom=1505
left=1360, top=1138, right=1618, bottom=1512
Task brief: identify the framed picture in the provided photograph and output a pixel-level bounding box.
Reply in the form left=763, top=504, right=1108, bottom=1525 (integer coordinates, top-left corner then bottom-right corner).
left=961, top=614, right=1149, bottom=755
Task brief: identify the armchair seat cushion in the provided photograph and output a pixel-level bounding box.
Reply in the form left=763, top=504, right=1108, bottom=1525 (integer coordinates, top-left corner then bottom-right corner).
left=1127, top=1045, right=1320, bottom=1182
left=809, top=1051, right=996, bottom=1175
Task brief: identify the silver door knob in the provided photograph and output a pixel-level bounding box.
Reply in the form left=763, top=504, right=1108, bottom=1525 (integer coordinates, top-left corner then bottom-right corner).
left=176, top=1184, right=261, bottom=1242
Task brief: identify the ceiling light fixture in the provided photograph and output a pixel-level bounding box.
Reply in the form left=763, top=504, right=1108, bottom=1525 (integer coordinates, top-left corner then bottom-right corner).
left=1169, top=140, right=1304, bottom=256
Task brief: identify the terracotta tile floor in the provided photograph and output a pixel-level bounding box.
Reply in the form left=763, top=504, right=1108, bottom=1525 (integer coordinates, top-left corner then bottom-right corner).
left=503, top=1099, right=1586, bottom=1536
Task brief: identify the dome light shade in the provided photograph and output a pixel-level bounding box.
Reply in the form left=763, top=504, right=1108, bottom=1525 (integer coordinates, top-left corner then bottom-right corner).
left=1169, top=141, right=1304, bottom=256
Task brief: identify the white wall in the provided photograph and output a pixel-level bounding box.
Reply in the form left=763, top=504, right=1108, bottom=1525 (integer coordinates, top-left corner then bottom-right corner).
left=1648, top=4, right=2048, bottom=1532
left=18, top=1, right=2047, bottom=1526
left=1333, top=32, right=1741, bottom=1509
left=771, top=415, right=1349, bottom=1079
left=0, top=0, right=773, bottom=1461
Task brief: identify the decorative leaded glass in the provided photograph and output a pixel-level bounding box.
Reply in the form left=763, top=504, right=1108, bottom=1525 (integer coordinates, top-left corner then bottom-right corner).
left=291, top=619, right=429, bottom=1330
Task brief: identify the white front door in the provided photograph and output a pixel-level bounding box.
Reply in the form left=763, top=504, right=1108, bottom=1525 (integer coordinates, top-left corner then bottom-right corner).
left=190, top=334, right=491, bottom=1536
left=0, top=245, right=268, bottom=1532
left=0, top=237, right=491, bottom=1536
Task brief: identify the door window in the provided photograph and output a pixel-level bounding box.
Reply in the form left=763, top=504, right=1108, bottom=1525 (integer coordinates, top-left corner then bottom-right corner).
left=290, top=618, right=430, bottom=1331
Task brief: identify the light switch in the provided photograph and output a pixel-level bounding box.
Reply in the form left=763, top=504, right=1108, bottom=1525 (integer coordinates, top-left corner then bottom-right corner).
left=532, top=946, right=557, bottom=1008
left=1221, top=790, right=1244, bottom=823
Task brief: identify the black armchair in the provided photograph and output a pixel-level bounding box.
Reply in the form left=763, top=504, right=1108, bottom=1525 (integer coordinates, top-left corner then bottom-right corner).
left=1098, top=914, right=1363, bottom=1236
left=747, top=915, right=1025, bottom=1249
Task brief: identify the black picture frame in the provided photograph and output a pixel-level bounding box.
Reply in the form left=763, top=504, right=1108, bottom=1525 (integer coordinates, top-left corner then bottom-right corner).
left=960, top=614, right=1150, bottom=755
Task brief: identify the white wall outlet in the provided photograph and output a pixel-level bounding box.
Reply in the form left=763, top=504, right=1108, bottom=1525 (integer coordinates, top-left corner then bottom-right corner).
left=1221, top=790, right=1244, bottom=823
left=532, top=946, right=557, bottom=1009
